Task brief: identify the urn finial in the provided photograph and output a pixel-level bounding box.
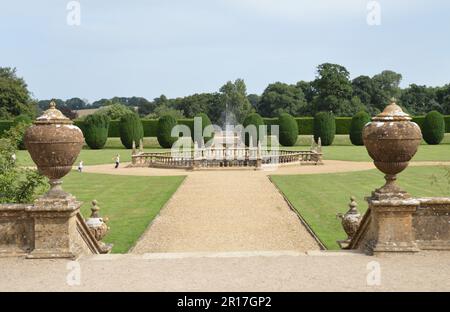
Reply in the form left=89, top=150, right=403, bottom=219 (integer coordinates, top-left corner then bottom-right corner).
left=362, top=99, right=422, bottom=200
left=24, top=98, right=84, bottom=198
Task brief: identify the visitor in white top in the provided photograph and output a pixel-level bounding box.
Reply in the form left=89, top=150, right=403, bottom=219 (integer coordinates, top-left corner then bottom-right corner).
left=78, top=160, right=83, bottom=172
left=114, top=154, right=120, bottom=169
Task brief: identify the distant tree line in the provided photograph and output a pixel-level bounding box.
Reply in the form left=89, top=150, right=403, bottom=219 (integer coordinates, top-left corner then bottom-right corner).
left=2, top=64, right=450, bottom=123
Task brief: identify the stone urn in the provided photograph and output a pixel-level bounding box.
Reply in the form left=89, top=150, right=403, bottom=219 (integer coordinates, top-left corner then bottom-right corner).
left=24, top=101, right=84, bottom=197
left=363, top=99, right=422, bottom=200
left=337, top=196, right=362, bottom=248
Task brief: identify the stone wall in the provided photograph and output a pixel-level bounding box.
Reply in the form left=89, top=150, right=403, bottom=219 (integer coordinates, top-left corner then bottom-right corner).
left=349, top=197, right=450, bottom=254
left=0, top=197, right=110, bottom=259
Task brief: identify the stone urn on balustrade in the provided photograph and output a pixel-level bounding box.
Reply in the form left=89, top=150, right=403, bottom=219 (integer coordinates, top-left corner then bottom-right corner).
left=24, top=101, right=84, bottom=197
left=363, top=99, right=422, bottom=200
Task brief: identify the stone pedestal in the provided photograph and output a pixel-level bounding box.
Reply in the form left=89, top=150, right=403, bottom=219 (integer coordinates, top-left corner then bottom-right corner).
left=367, top=198, right=420, bottom=254
left=26, top=196, right=86, bottom=259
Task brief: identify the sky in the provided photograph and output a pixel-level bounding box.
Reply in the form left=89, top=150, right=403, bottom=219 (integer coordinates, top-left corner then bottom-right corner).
left=1, top=0, right=450, bottom=103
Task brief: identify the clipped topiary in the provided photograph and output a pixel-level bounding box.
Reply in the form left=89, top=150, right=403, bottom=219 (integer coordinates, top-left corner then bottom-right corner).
left=349, top=111, right=371, bottom=146
left=192, top=113, right=214, bottom=145
left=157, top=114, right=178, bottom=148
left=422, top=111, right=445, bottom=145
left=84, top=114, right=110, bottom=149
left=119, top=113, right=144, bottom=149
left=278, top=113, right=298, bottom=147
left=242, top=113, right=265, bottom=146
left=314, top=111, right=336, bottom=146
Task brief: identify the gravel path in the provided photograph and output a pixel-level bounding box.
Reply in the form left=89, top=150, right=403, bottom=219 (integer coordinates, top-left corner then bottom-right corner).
left=83, top=160, right=450, bottom=177
left=1, top=251, right=450, bottom=291
left=131, top=170, right=320, bottom=253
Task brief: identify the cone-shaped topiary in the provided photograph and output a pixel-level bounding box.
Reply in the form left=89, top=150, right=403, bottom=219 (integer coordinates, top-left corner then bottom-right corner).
left=157, top=114, right=178, bottom=148
left=242, top=113, right=265, bottom=146
left=422, top=111, right=445, bottom=145
left=349, top=111, right=371, bottom=146
left=119, top=113, right=144, bottom=149
left=84, top=114, right=110, bottom=149
left=192, top=113, right=214, bottom=146
left=278, top=113, right=298, bottom=146
left=314, top=111, right=336, bottom=146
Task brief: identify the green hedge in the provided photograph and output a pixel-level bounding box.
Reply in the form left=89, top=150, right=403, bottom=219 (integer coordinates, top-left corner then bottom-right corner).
left=296, top=118, right=314, bottom=135
left=0, top=121, right=14, bottom=135
left=142, top=119, right=158, bottom=137
left=335, top=117, right=352, bottom=135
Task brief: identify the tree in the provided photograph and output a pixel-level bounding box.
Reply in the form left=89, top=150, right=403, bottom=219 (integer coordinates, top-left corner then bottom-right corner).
left=242, top=113, right=265, bottom=146
left=247, top=94, right=261, bottom=111
left=296, top=80, right=316, bottom=105
left=350, top=111, right=371, bottom=146
left=84, top=114, right=110, bottom=149
left=422, top=111, right=445, bottom=145
left=219, top=79, right=253, bottom=124
left=157, top=115, right=178, bottom=148
left=192, top=113, right=214, bottom=145
left=352, top=75, right=377, bottom=113
left=278, top=113, right=298, bottom=147
left=371, top=70, right=402, bottom=111
left=119, top=113, right=144, bottom=149
left=314, top=111, right=336, bottom=146
left=400, top=84, right=438, bottom=115
left=0, top=67, right=37, bottom=119
left=172, top=93, right=214, bottom=118
left=259, top=82, right=308, bottom=117
left=65, top=98, right=87, bottom=110
left=95, top=103, right=134, bottom=120
left=312, top=63, right=353, bottom=115
left=147, top=104, right=185, bottom=120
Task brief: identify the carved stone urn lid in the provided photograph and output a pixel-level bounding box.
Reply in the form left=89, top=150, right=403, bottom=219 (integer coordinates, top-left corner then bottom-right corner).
left=372, top=98, right=411, bottom=121
left=35, top=100, right=73, bottom=125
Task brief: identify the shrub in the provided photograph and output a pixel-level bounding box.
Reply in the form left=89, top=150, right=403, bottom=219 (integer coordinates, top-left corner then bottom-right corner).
left=349, top=111, right=371, bottom=146
left=0, top=138, right=47, bottom=203
left=422, top=111, right=445, bottom=145
left=243, top=113, right=265, bottom=146
left=0, top=121, right=14, bottom=135
left=157, top=115, right=178, bottom=148
left=3, top=122, right=30, bottom=150
left=314, top=112, right=336, bottom=146
left=119, top=113, right=144, bottom=149
left=84, top=114, right=110, bottom=149
left=96, top=103, right=134, bottom=120
left=13, top=114, right=32, bottom=126
left=278, top=113, right=298, bottom=146
left=192, top=113, right=214, bottom=145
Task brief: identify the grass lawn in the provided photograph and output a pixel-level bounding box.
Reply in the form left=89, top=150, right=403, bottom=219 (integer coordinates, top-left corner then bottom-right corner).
left=62, top=171, right=185, bottom=253
left=16, top=137, right=169, bottom=167
left=271, top=166, right=450, bottom=250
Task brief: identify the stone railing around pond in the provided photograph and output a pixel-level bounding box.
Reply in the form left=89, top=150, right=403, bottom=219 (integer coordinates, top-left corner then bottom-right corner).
left=130, top=147, right=323, bottom=170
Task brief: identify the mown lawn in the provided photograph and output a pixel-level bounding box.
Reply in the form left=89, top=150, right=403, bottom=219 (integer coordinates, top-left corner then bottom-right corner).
left=271, top=166, right=450, bottom=250
left=63, top=172, right=185, bottom=253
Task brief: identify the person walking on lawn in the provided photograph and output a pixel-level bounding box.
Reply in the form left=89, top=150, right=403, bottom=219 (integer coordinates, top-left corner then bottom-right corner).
left=114, top=154, right=120, bottom=169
